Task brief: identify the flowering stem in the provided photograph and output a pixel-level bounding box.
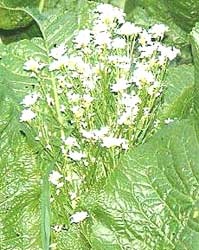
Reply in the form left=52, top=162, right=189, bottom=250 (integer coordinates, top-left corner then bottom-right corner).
left=51, top=74, right=65, bottom=139
left=41, top=162, right=51, bottom=250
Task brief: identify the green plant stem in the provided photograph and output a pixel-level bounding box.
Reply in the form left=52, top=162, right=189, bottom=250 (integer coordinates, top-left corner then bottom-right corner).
left=41, top=162, right=51, bottom=250
left=51, top=74, right=65, bottom=139
left=39, top=0, right=45, bottom=13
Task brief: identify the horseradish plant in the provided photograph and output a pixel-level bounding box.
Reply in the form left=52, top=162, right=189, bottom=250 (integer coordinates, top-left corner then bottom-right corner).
left=20, top=3, right=180, bottom=223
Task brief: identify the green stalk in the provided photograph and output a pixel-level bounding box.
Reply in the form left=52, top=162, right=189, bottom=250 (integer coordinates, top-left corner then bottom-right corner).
left=39, top=0, right=45, bottom=13
left=41, top=162, right=51, bottom=250
left=51, top=74, right=65, bottom=139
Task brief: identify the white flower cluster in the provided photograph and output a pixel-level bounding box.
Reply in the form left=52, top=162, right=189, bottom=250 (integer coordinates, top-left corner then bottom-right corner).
left=21, top=3, right=180, bottom=219
left=20, top=92, right=40, bottom=122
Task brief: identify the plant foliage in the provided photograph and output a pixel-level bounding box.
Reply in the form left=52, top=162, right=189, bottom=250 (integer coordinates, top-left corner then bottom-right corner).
left=0, top=1, right=199, bottom=250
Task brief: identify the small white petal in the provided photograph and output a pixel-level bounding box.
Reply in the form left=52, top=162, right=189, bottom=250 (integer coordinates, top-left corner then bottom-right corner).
left=68, top=151, right=86, bottom=161
left=20, top=109, right=36, bottom=122
left=70, top=211, right=88, bottom=223
left=49, top=170, right=63, bottom=186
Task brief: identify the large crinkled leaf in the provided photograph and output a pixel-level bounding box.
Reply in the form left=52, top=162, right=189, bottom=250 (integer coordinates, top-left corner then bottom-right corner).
left=0, top=0, right=81, bottom=44
left=158, top=64, right=194, bottom=120
left=43, top=0, right=78, bottom=11
left=0, top=93, right=41, bottom=249
left=0, top=0, right=41, bottom=30
left=75, top=119, right=199, bottom=250
left=124, top=0, right=199, bottom=33
left=0, top=7, right=79, bottom=250
left=166, top=1, right=199, bottom=33
left=0, top=142, right=41, bottom=250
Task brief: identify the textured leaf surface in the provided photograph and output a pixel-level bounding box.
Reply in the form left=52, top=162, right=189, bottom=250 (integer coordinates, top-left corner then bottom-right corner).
left=0, top=0, right=41, bottom=30
left=158, top=64, right=194, bottom=120
left=79, top=120, right=199, bottom=250
left=0, top=87, right=41, bottom=249
left=166, top=1, right=199, bottom=32
left=0, top=2, right=197, bottom=250
left=124, top=0, right=199, bottom=32
left=0, top=7, right=79, bottom=249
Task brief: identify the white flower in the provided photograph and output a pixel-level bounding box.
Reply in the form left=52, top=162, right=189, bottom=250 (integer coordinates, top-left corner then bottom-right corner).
left=132, top=64, right=154, bottom=87
left=158, top=45, right=180, bottom=61
left=20, top=109, right=36, bottom=122
left=164, top=118, right=174, bottom=124
left=46, top=144, right=52, bottom=151
left=94, top=32, right=111, bottom=47
left=67, top=92, right=80, bottom=102
left=56, top=182, right=64, bottom=189
left=24, top=58, right=45, bottom=72
left=46, top=94, right=54, bottom=106
left=122, top=141, right=129, bottom=150
left=82, top=80, right=96, bottom=90
left=93, top=127, right=109, bottom=139
left=49, top=43, right=66, bottom=59
left=143, top=107, right=150, bottom=116
left=74, top=29, right=91, bottom=48
left=146, top=81, right=161, bottom=96
left=154, top=119, right=160, bottom=128
left=69, top=191, right=77, bottom=200
left=120, top=93, right=141, bottom=108
left=21, top=92, right=40, bottom=107
left=149, top=24, right=168, bottom=39
left=117, top=22, right=142, bottom=36
left=68, top=151, right=86, bottom=161
left=117, top=112, right=130, bottom=125
left=49, top=170, right=63, bottom=186
left=81, top=129, right=94, bottom=139
left=93, top=22, right=108, bottom=33
left=108, top=55, right=131, bottom=65
left=139, top=30, right=153, bottom=46
left=62, top=136, right=78, bottom=147
left=111, top=37, right=126, bottom=49
left=82, top=94, right=94, bottom=107
left=53, top=225, right=63, bottom=232
left=71, top=106, right=84, bottom=118
left=101, top=136, right=127, bottom=148
left=117, top=106, right=138, bottom=125
left=111, top=78, right=129, bottom=92
left=96, top=3, right=113, bottom=13
left=95, top=4, right=125, bottom=24
left=70, top=211, right=88, bottom=223
left=67, top=55, right=83, bottom=69
left=60, top=104, right=66, bottom=113
left=139, top=44, right=158, bottom=58
left=49, top=55, right=68, bottom=71
left=78, top=63, right=93, bottom=78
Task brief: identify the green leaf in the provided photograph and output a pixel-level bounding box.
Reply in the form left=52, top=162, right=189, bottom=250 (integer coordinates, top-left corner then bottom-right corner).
left=0, top=23, right=41, bottom=44
left=0, top=96, right=42, bottom=249
left=0, top=6, right=80, bottom=249
left=80, top=119, right=199, bottom=249
left=0, top=0, right=41, bottom=30
left=158, top=64, right=194, bottom=120
left=166, top=1, right=199, bottom=32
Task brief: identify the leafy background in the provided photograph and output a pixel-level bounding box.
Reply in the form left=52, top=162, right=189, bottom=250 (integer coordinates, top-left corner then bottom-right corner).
left=0, top=0, right=199, bottom=249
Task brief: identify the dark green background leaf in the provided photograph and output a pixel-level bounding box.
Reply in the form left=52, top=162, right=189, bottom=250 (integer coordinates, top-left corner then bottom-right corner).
left=79, top=119, right=199, bottom=250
